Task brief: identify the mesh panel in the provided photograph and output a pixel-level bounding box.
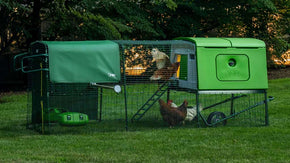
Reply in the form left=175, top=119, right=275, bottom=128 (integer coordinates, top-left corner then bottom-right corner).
left=198, top=92, right=267, bottom=127
left=116, top=40, right=198, bottom=129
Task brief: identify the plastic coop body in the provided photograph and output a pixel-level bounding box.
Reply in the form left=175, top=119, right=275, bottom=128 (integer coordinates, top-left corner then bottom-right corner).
left=176, top=37, right=268, bottom=90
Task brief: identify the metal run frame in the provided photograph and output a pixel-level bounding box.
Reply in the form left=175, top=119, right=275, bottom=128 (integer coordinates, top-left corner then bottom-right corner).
left=194, top=90, right=274, bottom=127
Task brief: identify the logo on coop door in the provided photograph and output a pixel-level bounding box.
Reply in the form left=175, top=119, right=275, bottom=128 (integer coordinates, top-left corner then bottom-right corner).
left=107, top=73, right=117, bottom=78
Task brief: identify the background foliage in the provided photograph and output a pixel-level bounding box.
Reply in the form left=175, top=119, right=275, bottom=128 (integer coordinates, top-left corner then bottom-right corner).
left=0, top=0, right=289, bottom=65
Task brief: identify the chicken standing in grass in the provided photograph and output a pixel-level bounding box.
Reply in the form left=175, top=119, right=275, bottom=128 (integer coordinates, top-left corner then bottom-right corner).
left=168, top=100, right=203, bottom=122
left=158, top=99, right=188, bottom=127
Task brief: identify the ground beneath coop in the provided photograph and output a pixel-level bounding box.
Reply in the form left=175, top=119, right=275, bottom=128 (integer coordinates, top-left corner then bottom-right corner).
left=268, top=66, right=290, bottom=79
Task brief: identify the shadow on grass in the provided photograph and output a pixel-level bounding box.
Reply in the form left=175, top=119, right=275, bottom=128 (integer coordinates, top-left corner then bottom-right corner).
left=0, top=123, right=37, bottom=138
left=0, top=116, right=269, bottom=136
left=0, top=118, right=200, bottom=136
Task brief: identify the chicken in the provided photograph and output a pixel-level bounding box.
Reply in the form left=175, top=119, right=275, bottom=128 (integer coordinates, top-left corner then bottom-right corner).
left=151, top=48, right=171, bottom=69
left=150, top=62, right=180, bottom=80
left=167, top=100, right=177, bottom=108
left=158, top=99, right=188, bottom=127
left=167, top=100, right=203, bottom=122
left=185, top=104, right=203, bottom=121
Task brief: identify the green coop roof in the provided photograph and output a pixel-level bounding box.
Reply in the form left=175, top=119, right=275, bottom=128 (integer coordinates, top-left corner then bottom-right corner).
left=176, top=37, right=265, bottom=48
left=41, top=40, right=120, bottom=83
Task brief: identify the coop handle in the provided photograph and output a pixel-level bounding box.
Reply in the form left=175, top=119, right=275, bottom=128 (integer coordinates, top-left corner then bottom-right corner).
left=13, top=52, right=28, bottom=71
left=90, top=82, right=122, bottom=93
left=20, top=54, right=49, bottom=73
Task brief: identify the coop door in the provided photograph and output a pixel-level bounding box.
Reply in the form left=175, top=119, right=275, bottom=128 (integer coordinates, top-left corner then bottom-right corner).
left=173, top=53, right=197, bottom=90
left=216, top=54, right=250, bottom=81
left=176, top=54, right=188, bottom=80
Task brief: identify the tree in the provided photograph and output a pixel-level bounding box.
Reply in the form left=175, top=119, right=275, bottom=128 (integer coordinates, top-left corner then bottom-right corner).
left=269, top=0, right=290, bottom=65
left=41, top=0, right=175, bottom=40
left=0, top=1, right=29, bottom=54
left=0, top=0, right=45, bottom=55
left=161, top=0, right=289, bottom=66
left=1, top=0, right=289, bottom=67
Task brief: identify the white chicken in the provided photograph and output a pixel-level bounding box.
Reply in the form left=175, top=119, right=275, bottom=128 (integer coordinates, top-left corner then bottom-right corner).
left=151, top=48, right=171, bottom=69
left=167, top=100, right=203, bottom=122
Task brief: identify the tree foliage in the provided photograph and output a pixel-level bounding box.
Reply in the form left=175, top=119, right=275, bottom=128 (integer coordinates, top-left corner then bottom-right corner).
left=0, top=0, right=289, bottom=66
left=0, top=1, right=29, bottom=54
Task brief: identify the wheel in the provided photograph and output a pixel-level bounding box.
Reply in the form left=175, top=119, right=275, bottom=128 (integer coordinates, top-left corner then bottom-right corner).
left=207, top=111, right=227, bottom=127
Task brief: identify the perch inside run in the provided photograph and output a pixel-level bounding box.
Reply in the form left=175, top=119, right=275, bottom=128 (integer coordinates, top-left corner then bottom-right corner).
left=13, top=38, right=273, bottom=133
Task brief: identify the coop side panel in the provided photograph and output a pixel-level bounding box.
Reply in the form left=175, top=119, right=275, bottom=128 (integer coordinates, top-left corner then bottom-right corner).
left=196, top=47, right=268, bottom=90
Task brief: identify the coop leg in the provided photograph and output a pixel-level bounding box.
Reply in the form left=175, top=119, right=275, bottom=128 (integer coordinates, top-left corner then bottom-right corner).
left=96, top=87, right=99, bottom=121
left=124, top=85, right=128, bottom=131
left=167, top=88, right=170, bottom=103
left=264, top=91, right=269, bottom=126
left=230, top=94, right=235, bottom=116
left=196, top=92, right=201, bottom=128
left=99, top=88, right=103, bottom=122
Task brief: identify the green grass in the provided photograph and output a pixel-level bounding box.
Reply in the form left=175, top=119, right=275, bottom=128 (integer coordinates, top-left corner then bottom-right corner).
left=0, top=78, right=290, bottom=162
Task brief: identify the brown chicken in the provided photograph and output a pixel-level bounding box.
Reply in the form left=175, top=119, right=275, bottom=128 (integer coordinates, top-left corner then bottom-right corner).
left=150, top=62, right=180, bottom=81
left=158, top=99, right=188, bottom=127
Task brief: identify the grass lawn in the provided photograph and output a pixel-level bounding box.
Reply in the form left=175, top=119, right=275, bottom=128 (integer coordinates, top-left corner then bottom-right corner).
left=0, top=78, right=289, bottom=162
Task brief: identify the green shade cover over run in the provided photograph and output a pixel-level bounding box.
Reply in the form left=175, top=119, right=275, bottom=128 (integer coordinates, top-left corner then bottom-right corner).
left=44, top=40, right=121, bottom=83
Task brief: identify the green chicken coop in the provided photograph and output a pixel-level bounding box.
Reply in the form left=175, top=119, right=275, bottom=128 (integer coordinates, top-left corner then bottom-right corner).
left=14, top=37, right=273, bottom=133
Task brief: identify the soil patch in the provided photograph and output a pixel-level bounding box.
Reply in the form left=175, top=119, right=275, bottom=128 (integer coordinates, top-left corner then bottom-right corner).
left=268, top=67, right=290, bottom=79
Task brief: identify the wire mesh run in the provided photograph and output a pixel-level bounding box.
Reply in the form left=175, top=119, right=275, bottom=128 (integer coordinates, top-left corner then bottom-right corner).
left=197, top=91, right=268, bottom=127
left=117, top=40, right=198, bottom=129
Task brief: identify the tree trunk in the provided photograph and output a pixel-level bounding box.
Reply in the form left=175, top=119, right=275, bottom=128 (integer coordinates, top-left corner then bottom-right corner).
left=27, top=0, right=41, bottom=45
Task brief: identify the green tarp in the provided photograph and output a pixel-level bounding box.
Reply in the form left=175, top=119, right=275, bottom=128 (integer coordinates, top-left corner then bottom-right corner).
left=44, top=40, right=120, bottom=83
